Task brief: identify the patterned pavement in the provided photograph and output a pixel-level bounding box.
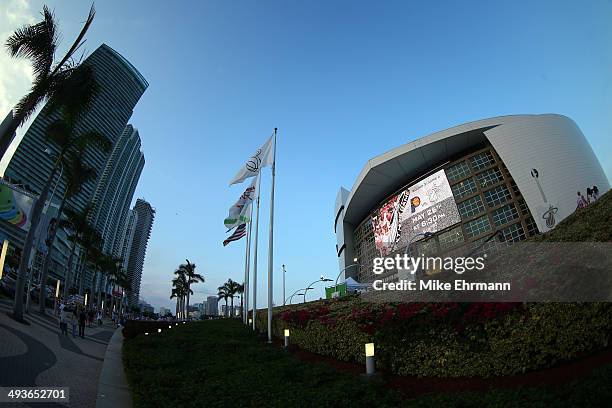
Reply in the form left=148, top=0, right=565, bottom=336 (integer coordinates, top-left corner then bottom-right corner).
left=0, top=297, right=117, bottom=408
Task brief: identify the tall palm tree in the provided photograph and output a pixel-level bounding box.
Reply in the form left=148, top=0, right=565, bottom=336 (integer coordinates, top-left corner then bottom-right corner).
left=116, top=273, right=131, bottom=315
left=171, top=273, right=189, bottom=319
left=12, top=117, right=110, bottom=320
left=224, top=279, right=241, bottom=318
left=176, top=259, right=204, bottom=320
left=38, top=153, right=96, bottom=313
left=59, top=204, right=96, bottom=299
left=96, top=254, right=121, bottom=310
left=1, top=5, right=97, bottom=158
left=236, top=282, right=245, bottom=319
left=217, top=285, right=230, bottom=317
left=75, top=226, right=102, bottom=296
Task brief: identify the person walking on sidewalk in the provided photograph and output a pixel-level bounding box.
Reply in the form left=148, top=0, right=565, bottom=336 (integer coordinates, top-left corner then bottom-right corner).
left=71, top=309, right=78, bottom=338
left=78, top=308, right=87, bottom=338
left=59, top=309, right=68, bottom=335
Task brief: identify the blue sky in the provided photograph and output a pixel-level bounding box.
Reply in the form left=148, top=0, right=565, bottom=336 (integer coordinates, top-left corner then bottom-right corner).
left=1, top=0, right=611, bottom=311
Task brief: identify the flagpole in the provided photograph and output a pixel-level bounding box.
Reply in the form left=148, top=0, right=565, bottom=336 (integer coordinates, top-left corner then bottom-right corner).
left=243, top=204, right=253, bottom=324
left=267, top=128, right=277, bottom=343
left=252, top=175, right=262, bottom=331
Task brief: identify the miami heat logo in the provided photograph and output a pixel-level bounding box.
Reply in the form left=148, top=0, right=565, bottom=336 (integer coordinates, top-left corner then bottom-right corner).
left=246, top=148, right=263, bottom=172
left=542, top=205, right=558, bottom=229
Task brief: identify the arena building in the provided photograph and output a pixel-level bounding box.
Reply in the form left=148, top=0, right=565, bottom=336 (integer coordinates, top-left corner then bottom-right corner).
left=334, top=114, right=609, bottom=283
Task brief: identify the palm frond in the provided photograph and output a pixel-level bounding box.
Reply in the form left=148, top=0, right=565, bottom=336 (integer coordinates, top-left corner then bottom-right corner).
left=5, top=5, right=58, bottom=80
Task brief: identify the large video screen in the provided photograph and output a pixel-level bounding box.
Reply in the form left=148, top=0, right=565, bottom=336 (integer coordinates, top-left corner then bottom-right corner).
left=371, top=169, right=461, bottom=256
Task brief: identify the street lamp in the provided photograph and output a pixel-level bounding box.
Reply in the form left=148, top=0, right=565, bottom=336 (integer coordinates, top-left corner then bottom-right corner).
left=285, top=289, right=304, bottom=305
left=302, top=276, right=333, bottom=303
left=282, top=264, right=286, bottom=306
left=333, top=257, right=359, bottom=297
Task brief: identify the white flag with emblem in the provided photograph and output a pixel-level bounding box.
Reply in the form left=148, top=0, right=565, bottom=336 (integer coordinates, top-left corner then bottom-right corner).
left=229, top=135, right=274, bottom=185
left=224, top=175, right=258, bottom=230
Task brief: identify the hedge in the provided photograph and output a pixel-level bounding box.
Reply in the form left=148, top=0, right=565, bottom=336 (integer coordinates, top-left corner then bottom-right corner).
left=254, top=299, right=612, bottom=377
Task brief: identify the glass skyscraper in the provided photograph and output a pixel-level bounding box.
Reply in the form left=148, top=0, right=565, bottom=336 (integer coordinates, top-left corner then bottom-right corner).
left=3, top=44, right=148, bottom=287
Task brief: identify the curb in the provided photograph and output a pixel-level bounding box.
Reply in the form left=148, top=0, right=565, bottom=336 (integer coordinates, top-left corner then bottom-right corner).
left=95, top=328, right=132, bottom=408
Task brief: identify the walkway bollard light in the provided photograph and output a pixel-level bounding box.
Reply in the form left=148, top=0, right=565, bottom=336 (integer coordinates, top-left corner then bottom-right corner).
left=365, top=343, right=375, bottom=375
left=168, top=325, right=172, bottom=329
left=249, top=318, right=252, bottom=325
left=84, top=293, right=88, bottom=306
left=284, top=329, right=290, bottom=349
left=158, top=328, right=162, bottom=333
left=55, top=280, right=60, bottom=298
left=145, top=332, right=149, bottom=336
left=182, top=322, right=185, bottom=324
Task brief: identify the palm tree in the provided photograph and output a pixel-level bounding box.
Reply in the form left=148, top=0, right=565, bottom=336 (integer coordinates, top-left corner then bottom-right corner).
left=224, top=279, right=241, bottom=318
left=236, top=282, right=245, bottom=319
left=75, top=226, right=103, bottom=296
left=12, top=117, right=110, bottom=320
left=217, top=285, right=230, bottom=317
left=171, top=273, right=189, bottom=319
left=176, top=259, right=204, bottom=320
left=116, top=273, right=131, bottom=315
left=38, top=153, right=96, bottom=313
left=96, top=254, right=121, bottom=310
left=59, top=204, right=96, bottom=299
left=1, top=5, right=97, bottom=158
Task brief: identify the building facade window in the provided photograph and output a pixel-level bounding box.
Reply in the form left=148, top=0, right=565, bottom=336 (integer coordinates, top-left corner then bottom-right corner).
left=492, top=203, right=519, bottom=226
left=446, top=161, right=471, bottom=182
left=457, top=195, right=486, bottom=220
left=451, top=177, right=478, bottom=199
left=470, top=151, right=496, bottom=170
left=464, top=215, right=491, bottom=238
left=484, top=184, right=512, bottom=208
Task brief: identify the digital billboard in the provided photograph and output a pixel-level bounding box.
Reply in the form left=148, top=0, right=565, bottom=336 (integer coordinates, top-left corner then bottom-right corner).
left=0, top=182, right=34, bottom=231
left=371, top=169, right=461, bottom=256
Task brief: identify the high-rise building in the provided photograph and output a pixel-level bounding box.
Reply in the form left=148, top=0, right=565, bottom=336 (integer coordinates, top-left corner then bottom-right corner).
left=91, top=125, right=145, bottom=256
left=126, top=199, right=155, bottom=307
left=158, top=307, right=171, bottom=316
left=5, top=44, right=148, bottom=214
left=206, top=296, right=219, bottom=316
left=2, top=44, right=148, bottom=287
left=119, top=209, right=138, bottom=271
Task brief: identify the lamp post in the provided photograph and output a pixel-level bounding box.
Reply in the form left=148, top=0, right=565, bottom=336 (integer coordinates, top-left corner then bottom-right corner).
left=365, top=342, right=375, bottom=375
left=333, top=258, right=359, bottom=297
left=282, top=264, right=286, bottom=306
left=302, top=277, right=333, bottom=303
left=285, top=289, right=304, bottom=305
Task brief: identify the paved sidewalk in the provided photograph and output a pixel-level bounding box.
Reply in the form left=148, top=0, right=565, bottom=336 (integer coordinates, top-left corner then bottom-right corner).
left=0, top=298, right=118, bottom=408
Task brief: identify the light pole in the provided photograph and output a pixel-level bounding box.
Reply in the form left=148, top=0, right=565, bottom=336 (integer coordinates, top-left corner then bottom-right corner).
left=333, top=257, right=359, bottom=297
left=285, top=289, right=305, bottom=305
left=282, top=264, right=286, bottom=306
left=302, top=276, right=333, bottom=303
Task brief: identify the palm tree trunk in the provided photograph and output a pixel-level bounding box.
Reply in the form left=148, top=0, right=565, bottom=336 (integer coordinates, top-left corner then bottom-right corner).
left=39, top=193, right=68, bottom=313
left=97, top=273, right=104, bottom=310
left=225, top=299, right=229, bottom=317
left=186, top=287, right=190, bottom=320
left=175, top=298, right=179, bottom=318
left=62, top=241, right=77, bottom=299
left=0, top=110, right=26, bottom=160
left=13, top=164, right=58, bottom=321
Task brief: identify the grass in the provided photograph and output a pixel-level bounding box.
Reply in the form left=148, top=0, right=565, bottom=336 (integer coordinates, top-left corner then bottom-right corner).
left=530, top=190, right=612, bottom=242
left=124, top=319, right=612, bottom=408
left=123, top=318, right=403, bottom=408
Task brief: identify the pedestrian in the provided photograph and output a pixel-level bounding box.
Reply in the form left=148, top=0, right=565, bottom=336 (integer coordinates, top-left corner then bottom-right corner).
left=577, top=191, right=588, bottom=209
left=78, top=308, right=86, bottom=338
left=88, top=309, right=94, bottom=328
left=59, top=309, right=68, bottom=335
left=592, top=185, right=600, bottom=201
left=71, top=309, right=77, bottom=338
left=97, top=311, right=103, bottom=326
left=586, top=187, right=592, bottom=204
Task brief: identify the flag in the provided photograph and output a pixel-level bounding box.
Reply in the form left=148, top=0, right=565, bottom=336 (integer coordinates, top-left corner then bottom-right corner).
left=223, top=223, right=247, bottom=246
left=224, top=175, right=258, bottom=230
left=229, top=134, right=274, bottom=185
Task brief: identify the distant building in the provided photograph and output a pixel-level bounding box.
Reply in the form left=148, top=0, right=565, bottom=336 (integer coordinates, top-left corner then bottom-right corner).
left=126, top=199, right=155, bottom=308
left=206, top=296, right=218, bottom=316
left=159, top=307, right=171, bottom=316
left=139, top=300, right=154, bottom=314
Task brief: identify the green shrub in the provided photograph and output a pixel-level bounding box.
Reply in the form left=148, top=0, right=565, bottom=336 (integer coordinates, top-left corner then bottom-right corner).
left=256, top=301, right=612, bottom=377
